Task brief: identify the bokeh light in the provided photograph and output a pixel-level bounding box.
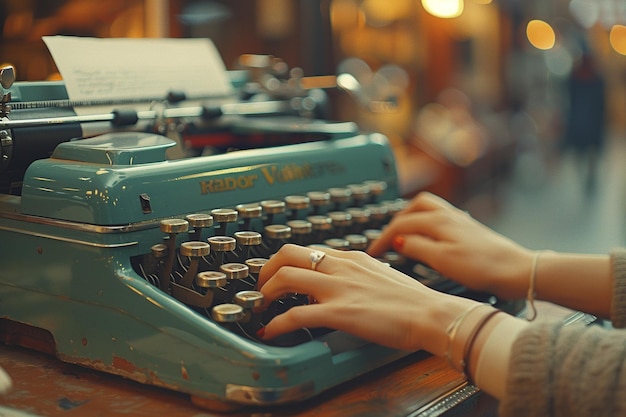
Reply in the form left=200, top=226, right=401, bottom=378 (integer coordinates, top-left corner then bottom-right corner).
left=609, top=25, right=626, bottom=55
left=421, top=0, right=464, bottom=19
left=526, top=19, right=556, bottom=50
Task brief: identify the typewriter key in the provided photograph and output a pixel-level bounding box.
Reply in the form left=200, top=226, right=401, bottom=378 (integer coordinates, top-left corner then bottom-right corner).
left=236, top=203, right=263, bottom=231
left=245, top=258, right=268, bottom=275
left=363, top=228, right=382, bottom=243
left=347, top=183, right=371, bottom=207
left=160, top=218, right=189, bottom=234
left=159, top=219, right=189, bottom=292
left=365, top=204, right=389, bottom=228
left=220, top=262, right=249, bottom=279
left=179, top=241, right=211, bottom=287
left=260, top=200, right=286, bottom=225
left=287, top=219, right=313, bottom=245
left=208, top=236, right=237, bottom=266
left=186, top=213, right=214, bottom=241
left=211, top=208, right=238, bottom=235
left=307, top=191, right=330, bottom=214
left=363, top=180, right=388, bottom=201
left=196, top=271, right=227, bottom=288
left=285, top=195, right=310, bottom=220
left=344, top=234, right=369, bottom=251
left=151, top=243, right=168, bottom=258
left=346, top=207, right=371, bottom=232
left=234, top=231, right=262, bottom=259
left=324, top=238, right=350, bottom=251
left=328, top=187, right=352, bottom=210
left=212, top=304, right=245, bottom=323
left=234, top=290, right=265, bottom=309
left=180, top=241, right=211, bottom=258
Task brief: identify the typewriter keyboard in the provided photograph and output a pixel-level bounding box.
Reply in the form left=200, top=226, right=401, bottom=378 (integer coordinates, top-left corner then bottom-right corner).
left=131, top=181, right=450, bottom=346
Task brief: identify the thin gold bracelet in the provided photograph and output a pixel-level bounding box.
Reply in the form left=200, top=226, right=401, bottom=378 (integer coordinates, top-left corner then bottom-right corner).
left=445, top=303, right=494, bottom=374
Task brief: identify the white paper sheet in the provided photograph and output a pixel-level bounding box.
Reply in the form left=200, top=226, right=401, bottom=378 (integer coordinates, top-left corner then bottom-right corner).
left=42, top=36, right=234, bottom=102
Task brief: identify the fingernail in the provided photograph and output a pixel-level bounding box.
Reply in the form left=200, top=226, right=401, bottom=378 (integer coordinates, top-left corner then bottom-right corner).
left=256, top=327, right=265, bottom=338
left=392, top=235, right=405, bottom=251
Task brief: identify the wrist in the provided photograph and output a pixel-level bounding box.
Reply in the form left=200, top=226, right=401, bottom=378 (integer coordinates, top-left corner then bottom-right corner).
left=444, top=303, right=501, bottom=379
left=469, top=314, right=526, bottom=399
left=419, top=295, right=476, bottom=358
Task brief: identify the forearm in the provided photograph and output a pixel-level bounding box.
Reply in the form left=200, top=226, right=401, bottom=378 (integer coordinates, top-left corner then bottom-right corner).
left=533, top=251, right=611, bottom=318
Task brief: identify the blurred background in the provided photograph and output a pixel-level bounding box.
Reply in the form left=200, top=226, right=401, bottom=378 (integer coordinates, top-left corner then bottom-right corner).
left=1, top=0, right=625, bottom=253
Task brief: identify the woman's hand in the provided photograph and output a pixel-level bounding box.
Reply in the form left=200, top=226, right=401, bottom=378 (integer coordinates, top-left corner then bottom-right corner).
left=367, top=192, right=535, bottom=300
left=257, top=244, right=475, bottom=356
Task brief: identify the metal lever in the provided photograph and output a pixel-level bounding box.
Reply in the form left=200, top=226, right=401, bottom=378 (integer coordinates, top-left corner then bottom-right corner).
left=0, top=65, right=15, bottom=118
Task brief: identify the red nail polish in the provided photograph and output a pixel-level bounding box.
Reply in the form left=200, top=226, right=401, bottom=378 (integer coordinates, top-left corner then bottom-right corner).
left=392, top=235, right=405, bottom=251
left=256, top=327, right=265, bottom=338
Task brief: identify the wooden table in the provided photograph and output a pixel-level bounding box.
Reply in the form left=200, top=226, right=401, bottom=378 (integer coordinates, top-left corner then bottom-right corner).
left=0, top=343, right=498, bottom=417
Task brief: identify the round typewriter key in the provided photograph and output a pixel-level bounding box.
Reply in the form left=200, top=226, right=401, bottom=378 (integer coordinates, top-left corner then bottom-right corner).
left=220, top=263, right=250, bottom=280
left=236, top=203, right=263, bottom=219
left=284, top=195, right=310, bottom=210
left=347, top=183, right=371, bottom=203
left=383, top=251, right=406, bottom=268
left=212, top=303, right=245, bottom=323
left=345, top=234, right=369, bottom=250
left=234, top=231, right=262, bottom=246
left=381, top=198, right=408, bottom=216
left=365, top=204, right=389, bottom=224
left=234, top=290, right=265, bottom=309
left=211, top=208, right=238, bottom=223
left=363, top=229, right=382, bottom=242
left=185, top=213, right=214, bottom=228
left=160, top=218, right=189, bottom=234
left=179, top=241, right=211, bottom=257
left=151, top=243, right=168, bottom=258
left=346, top=207, right=371, bottom=226
left=245, top=258, right=268, bottom=274
left=264, top=224, right=292, bottom=240
left=287, top=219, right=312, bottom=234
left=260, top=200, right=286, bottom=214
left=363, top=180, right=387, bottom=196
left=307, top=191, right=330, bottom=207
left=324, top=238, right=350, bottom=250
left=307, top=215, right=332, bottom=231
left=208, top=236, right=237, bottom=252
left=328, top=187, right=352, bottom=204
left=196, top=271, right=227, bottom=288
left=328, top=211, right=352, bottom=227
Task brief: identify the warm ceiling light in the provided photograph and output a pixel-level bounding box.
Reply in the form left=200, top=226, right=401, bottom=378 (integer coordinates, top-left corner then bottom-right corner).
left=526, top=19, right=556, bottom=50
left=421, top=0, right=464, bottom=19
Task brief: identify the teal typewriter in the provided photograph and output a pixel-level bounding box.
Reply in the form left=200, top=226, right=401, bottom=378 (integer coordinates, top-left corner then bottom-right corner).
left=0, top=64, right=511, bottom=411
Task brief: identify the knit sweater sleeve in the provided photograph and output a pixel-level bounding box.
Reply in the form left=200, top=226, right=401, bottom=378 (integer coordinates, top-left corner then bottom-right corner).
left=499, top=249, right=626, bottom=417
left=611, top=248, right=626, bottom=328
left=499, top=321, right=626, bottom=417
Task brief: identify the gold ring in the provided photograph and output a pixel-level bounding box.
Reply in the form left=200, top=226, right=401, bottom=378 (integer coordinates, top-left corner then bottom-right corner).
left=309, top=250, right=326, bottom=270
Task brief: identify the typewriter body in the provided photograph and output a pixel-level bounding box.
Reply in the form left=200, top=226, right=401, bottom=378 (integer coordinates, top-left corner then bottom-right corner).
left=0, top=63, right=512, bottom=411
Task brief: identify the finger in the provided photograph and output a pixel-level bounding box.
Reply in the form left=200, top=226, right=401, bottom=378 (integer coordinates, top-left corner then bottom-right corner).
left=258, top=244, right=324, bottom=289
left=392, top=233, right=445, bottom=269
left=395, top=191, right=452, bottom=216
left=260, top=304, right=333, bottom=340
left=260, top=266, right=332, bottom=304
left=367, top=212, right=437, bottom=257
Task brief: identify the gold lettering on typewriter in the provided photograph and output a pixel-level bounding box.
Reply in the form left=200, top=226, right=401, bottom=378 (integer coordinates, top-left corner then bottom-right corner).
left=199, top=162, right=346, bottom=194
left=260, top=163, right=314, bottom=185
left=200, top=174, right=259, bottom=194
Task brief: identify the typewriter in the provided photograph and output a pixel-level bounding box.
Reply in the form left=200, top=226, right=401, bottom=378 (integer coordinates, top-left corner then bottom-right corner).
left=0, top=62, right=515, bottom=411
